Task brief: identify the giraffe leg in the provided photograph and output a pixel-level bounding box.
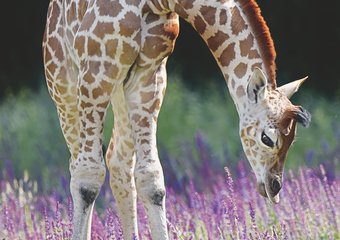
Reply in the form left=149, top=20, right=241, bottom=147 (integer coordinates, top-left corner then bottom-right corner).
left=70, top=60, right=113, bottom=239
left=125, top=60, right=168, bottom=240
left=106, top=84, right=138, bottom=239
left=45, top=56, right=109, bottom=238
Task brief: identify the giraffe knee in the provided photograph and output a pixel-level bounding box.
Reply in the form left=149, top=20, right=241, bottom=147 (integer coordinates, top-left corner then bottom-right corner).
left=70, top=161, right=105, bottom=211
left=80, top=187, right=99, bottom=210
left=150, top=189, right=165, bottom=207
left=136, top=174, right=166, bottom=206
left=138, top=185, right=166, bottom=207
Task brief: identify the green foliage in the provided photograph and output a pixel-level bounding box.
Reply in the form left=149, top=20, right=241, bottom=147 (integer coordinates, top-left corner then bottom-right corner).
left=0, top=89, right=68, bottom=182
left=157, top=77, right=240, bottom=160
left=0, top=79, right=339, bottom=182
left=285, top=94, right=340, bottom=169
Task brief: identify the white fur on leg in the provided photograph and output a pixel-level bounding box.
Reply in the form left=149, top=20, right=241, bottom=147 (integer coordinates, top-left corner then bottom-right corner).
left=135, top=162, right=169, bottom=240
left=69, top=163, right=105, bottom=240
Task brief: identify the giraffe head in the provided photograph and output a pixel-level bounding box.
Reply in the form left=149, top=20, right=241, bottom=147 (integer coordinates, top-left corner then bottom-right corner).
left=239, top=68, right=311, bottom=204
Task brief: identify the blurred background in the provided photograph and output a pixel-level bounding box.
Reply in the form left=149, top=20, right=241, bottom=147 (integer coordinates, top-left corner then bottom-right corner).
left=0, top=0, right=339, bottom=190
left=1, top=0, right=340, bottom=96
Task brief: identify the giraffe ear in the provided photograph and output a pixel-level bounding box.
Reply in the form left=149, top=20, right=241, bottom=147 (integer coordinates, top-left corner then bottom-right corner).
left=247, top=67, right=268, bottom=103
left=277, top=76, right=308, bottom=99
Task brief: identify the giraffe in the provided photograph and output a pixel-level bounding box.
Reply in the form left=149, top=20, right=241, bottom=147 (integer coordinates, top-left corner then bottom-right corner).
left=42, top=0, right=311, bottom=239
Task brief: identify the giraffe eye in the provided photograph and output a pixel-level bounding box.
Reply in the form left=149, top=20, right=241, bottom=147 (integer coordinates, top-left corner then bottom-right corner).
left=261, top=131, right=274, bottom=148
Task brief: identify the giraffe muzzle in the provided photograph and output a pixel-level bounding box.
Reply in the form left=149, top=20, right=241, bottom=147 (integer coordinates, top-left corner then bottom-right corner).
left=270, top=178, right=282, bottom=196
left=264, top=175, right=281, bottom=204
left=256, top=176, right=282, bottom=204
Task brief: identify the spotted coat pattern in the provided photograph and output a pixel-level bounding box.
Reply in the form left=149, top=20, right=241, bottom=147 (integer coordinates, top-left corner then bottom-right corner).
left=43, top=0, right=309, bottom=239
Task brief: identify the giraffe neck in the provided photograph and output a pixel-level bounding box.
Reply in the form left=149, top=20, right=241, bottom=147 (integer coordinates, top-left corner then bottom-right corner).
left=162, top=0, right=276, bottom=113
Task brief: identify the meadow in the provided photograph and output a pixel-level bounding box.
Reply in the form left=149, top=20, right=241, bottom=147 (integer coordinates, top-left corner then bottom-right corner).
left=0, top=78, right=339, bottom=239
left=1, top=160, right=339, bottom=239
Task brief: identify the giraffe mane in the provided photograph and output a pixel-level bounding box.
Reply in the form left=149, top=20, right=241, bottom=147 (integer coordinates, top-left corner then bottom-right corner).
left=238, top=0, right=277, bottom=88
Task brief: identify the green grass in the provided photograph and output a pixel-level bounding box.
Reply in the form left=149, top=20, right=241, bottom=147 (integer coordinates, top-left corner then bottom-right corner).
left=0, top=77, right=339, bottom=182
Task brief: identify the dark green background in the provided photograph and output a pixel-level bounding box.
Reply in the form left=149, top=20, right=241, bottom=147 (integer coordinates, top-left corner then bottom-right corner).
left=1, top=0, right=339, bottom=97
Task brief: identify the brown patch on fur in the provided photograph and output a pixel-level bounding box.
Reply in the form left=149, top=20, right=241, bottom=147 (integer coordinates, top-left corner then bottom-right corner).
left=105, top=39, right=118, bottom=58
left=86, top=127, right=95, bottom=136
left=81, top=102, right=94, bottom=111
left=236, top=85, right=245, bottom=97
left=86, top=140, right=94, bottom=147
left=219, top=9, right=228, bottom=25
left=46, top=64, right=57, bottom=79
left=238, top=0, right=277, bottom=87
left=142, top=36, right=167, bottom=59
left=47, top=1, right=60, bottom=34
left=89, top=61, right=101, bottom=75
left=140, top=117, right=150, bottom=128
left=143, top=99, right=161, bottom=113
left=218, top=43, right=235, bottom=67
left=97, top=111, right=105, bottom=121
left=77, top=0, right=88, bottom=21
left=239, top=34, right=260, bottom=59
left=67, top=2, right=76, bottom=25
left=201, top=6, right=216, bottom=26
left=86, top=111, right=95, bottom=123
left=180, top=0, right=194, bottom=10
left=44, top=47, right=53, bottom=64
left=148, top=24, right=164, bottom=35
left=126, top=0, right=139, bottom=6
left=92, top=87, right=102, bottom=99
left=120, top=42, right=138, bottom=65
left=119, top=11, right=140, bottom=37
left=234, top=62, right=247, bottom=78
left=207, top=30, right=229, bottom=52
left=141, top=91, right=155, bottom=103
left=100, top=80, right=113, bottom=95
left=88, top=38, right=101, bottom=56
left=104, top=61, right=118, bottom=79
left=132, top=114, right=141, bottom=123
left=194, top=15, right=206, bottom=35
left=80, top=10, right=96, bottom=31
left=145, top=14, right=160, bottom=24
left=48, top=37, right=64, bottom=62
left=83, top=71, right=95, bottom=84
left=75, top=36, right=85, bottom=57
left=231, top=7, right=247, bottom=35
left=97, top=0, right=122, bottom=17
left=80, top=86, right=90, bottom=98
left=174, top=4, right=189, bottom=19
left=93, top=21, right=115, bottom=39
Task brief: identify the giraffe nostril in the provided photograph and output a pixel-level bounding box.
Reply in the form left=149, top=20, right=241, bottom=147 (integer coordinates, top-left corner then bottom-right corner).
left=256, top=182, right=268, bottom=198
left=271, top=178, right=281, bottom=195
